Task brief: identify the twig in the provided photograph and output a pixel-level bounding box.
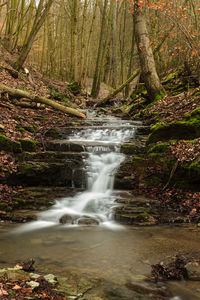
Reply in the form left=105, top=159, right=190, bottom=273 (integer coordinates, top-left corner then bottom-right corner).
left=40, top=134, right=46, bottom=151
left=162, top=160, right=179, bottom=191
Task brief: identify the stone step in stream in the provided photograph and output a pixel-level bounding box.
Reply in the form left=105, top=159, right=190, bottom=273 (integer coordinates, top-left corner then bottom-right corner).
left=13, top=113, right=150, bottom=232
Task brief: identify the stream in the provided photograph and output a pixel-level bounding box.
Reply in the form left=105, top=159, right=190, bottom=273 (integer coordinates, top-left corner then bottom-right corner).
left=1, top=113, right=200, bottom=299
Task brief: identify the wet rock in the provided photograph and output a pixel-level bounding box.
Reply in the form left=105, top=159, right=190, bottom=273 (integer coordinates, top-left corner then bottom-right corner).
left=185, top=262, right=200, bottom=281
left=57, top=274, right=96, bottom=298
left=30, top=273, right=41, bottom=280
left=44, top=274, right=57, bottom=285
left=0, top=134, right=22, bottom=153
left=0, top=268, right=30, bottom=281
left=115, top=161, right=139, bottom=190
left=77, top=216, right=99, bottom=225
left=114, top=204, right=157, bottom=226
left=45, top=128, right=61, bottom=138
left=114, top=212, right=157, bottom=226
left=59, top=214, right=74, bottom=224
left=19, top=139, right=36, bottom=152
left=11, top=210, right=38, bottom=223
left=46, top=140, right=84, bottom=152
left=8, top=160, right=84, bottom=187
left=120, top=142, right=146, bottom=155
left=27, top=280, right=40, bottom=289
left=126, top=281, right=171, bottom=298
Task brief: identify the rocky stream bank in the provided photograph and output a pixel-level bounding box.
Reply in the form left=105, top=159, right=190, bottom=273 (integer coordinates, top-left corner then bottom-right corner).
left=1, top=112, right=200, bottom=226
left=1, top=106, right=200, bottom=300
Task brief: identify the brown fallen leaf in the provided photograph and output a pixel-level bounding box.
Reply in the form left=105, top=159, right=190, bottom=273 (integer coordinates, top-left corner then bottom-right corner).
left=12, top=284, right=22, bottom=290
left=0, top=288, right=8, bottom=295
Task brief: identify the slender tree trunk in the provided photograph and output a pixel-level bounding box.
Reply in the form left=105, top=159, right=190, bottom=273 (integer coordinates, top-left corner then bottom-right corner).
left=111, top=3, right=117, bottom=88
left=70, top=0, right=78, bottom=82
left=40, top=19, right=47, bottom=72
left=14, top=0, right=54, bottom=71
left=91, top=0, right=108, bottom=98
left=4, top=0, right=19, bottom=50
left=134, top=2, right=164, bottom=101
left=119, top=1, right=128, bottom=86
left=23, top=0, right=35, bottom=46
left=125, top=15, right=135, bottom=98
left=12, top=0, right=25, bottom=51
left=79, top=0, right=88, bottom=84
left=82, top=0, right=98, bottom=87
left=95, top=0, right=114, bottom=97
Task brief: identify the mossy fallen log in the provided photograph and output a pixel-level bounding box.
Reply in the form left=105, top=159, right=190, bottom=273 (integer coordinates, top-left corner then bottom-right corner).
left=0, top=83, right=86, bottom=119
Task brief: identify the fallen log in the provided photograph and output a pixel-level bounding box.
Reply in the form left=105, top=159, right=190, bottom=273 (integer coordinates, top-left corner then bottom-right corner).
left=98, top=69, right=140, bottom=106
left=0, top=83, right=86, bottom=118
left=11, top=98, right=45, bottom=109
left=98, top=26, right=175, bottom=107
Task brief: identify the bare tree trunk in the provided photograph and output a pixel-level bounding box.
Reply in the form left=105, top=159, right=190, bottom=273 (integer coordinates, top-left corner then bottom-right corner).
left=95, top=0, right=114, bottom=97
left=125, top=14, right=135, bottom=98
left=14, top=0, right=54, bottom=71
left=134, top=2, right=164, bottom=101
left=82, top=0, right=98, bottom=87
left=91, top=0, right=108, bottom=98
left=12, top=0, right=25, bottom=51
left=70, top=0, right=78, bottom=82
left=111, top=3, right=117, bottom=88
left=79, top=0, right=88, bottom=85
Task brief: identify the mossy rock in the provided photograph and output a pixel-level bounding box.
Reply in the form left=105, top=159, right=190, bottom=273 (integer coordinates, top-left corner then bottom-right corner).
left=131, top=156, right=145, bottom=164
left=144, top=174, right=163, bottom=186
left=19, top=139, right=36, bottom=152
left=189, top=107, right=200, bottom=119
left=192, top=91, right=200, bottom=98
left=148, top=142, right=170, bottom=154
left=121, top=143, right=146, bottom=155
left=24, top=125, right=37, bottom=133
left=45, top=128, right=60, bottom=138
left=0, top=202, right=10, bottom=211
left=16, top=125, right=25, bottom=133
left=0, top=134, right=22, bottom=153
left=0, top=124, right=5, bottom=133
left=68, top=82, right=81, bottom=95
left=8, top=160, right=85, bottom=187
left=147, top=118, right=200, bottom=144
left=189, top=159, right=200, bottom=186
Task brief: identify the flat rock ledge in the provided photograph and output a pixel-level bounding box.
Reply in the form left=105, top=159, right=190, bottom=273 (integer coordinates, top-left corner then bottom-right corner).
left=0, top=265, right=183, bottom=299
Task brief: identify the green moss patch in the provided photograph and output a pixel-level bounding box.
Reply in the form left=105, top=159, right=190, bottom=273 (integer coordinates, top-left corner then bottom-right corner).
left=0, top=134, right=22, bottom=153
left=147, top=118, right=200, bottom=144
left=19, top=139, right=36, bottom=152
left=0, top=124, right=5, bottom=132
left=33, top=116, right=48, bottom=121
left=148, top=142, right=170, bottom=154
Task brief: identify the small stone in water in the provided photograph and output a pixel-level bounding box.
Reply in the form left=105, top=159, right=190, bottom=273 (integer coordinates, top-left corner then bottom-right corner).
left=77, top=216, right=99, bottom=225
left=27, top=280, right=40, bottom=289
left=44, top=274, right=57, bottom=285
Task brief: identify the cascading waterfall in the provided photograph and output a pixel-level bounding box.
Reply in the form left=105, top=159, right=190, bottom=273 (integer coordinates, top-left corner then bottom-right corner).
left=13, top=118, right=135, bottom=233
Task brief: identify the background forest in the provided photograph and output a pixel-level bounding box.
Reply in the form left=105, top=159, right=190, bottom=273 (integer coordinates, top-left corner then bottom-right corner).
left=1, top=0, right=200, bottom=98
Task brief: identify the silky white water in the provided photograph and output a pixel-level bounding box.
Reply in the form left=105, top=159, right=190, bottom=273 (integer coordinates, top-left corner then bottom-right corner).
left=14, top=120, right=135, bottom=233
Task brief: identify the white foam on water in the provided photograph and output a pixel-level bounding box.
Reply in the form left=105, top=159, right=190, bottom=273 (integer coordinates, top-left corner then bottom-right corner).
left=13, top=118, right=135, bottom=233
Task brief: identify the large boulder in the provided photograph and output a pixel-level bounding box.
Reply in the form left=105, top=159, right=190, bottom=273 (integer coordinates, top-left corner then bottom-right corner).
left=147, top=107, right=200, bottom=144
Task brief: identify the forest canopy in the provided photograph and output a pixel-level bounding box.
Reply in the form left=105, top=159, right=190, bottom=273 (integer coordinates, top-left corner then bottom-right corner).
left=0, top=0, right=199, bottom=98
